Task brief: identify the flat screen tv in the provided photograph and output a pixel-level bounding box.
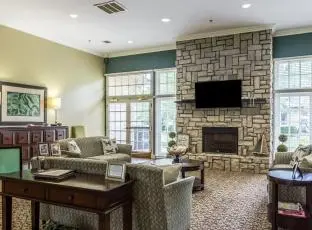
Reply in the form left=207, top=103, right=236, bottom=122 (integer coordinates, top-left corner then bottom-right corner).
left=195, top=80, right=242, bottom=108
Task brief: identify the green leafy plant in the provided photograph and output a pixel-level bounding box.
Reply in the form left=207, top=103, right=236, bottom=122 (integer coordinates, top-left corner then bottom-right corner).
left=277, top=144, right=288, bottom=152
left=278, top=134, right=288, bottom=143
left=277, top=134, right=288, bottom=152
left=168, top=132, right=177, bottom=150
left=168, top=132, right=176, bottom=139
left=168, top=140, right=177, bottom=148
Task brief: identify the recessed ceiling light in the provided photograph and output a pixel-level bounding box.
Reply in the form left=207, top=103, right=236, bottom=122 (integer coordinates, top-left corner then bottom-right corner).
left=69, top=14, right=78, bottom=19
left=161, top=18, right=171, bottom=23
left=102, top=40, right=112, bottom=44
left=128, top=40, right=134, bottom=44
left=241, top=3, right=251, bottom=9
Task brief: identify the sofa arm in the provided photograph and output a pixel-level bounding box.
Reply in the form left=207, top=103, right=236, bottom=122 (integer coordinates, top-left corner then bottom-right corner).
left=274, top=152, right=294, bottom=165
left=163, top=176, right=195, bottom=230
left=117, top=144, right=132, bottom=155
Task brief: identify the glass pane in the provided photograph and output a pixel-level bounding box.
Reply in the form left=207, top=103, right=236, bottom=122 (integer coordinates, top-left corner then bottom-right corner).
left=107, top=73, right=151, bottom=97
left=130, top=102, right=150, bottom=152
left=156, top=71, right=176, bottom=95
left=155, top=97, right=176, bottom=156
left=276, top=94, right=311, bottom=151
left=108, top=103, right=127, bottom=144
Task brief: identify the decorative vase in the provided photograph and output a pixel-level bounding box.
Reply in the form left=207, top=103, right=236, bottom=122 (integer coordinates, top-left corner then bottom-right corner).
left=173, top=154, right=180, bottom=163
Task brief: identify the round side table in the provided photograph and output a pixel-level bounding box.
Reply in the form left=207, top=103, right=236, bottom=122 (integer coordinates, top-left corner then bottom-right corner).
left=180, top=159, right=205, bottom=191
left=268, top=169, right=312, bottom=230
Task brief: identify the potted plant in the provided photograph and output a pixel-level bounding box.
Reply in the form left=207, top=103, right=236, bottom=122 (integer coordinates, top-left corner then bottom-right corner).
left=277, top=134, right=288, bottom=152
left=167, top=132, right=187, bottom=163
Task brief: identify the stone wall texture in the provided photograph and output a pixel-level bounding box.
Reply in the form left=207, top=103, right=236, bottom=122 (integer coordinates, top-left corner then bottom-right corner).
left=176, top=30, right=273, bottom=157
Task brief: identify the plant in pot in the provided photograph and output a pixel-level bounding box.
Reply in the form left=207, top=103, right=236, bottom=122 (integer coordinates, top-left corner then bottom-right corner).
left=167, top=132, right=187, bottom=163
left=277, top=134, right=288, bottom=152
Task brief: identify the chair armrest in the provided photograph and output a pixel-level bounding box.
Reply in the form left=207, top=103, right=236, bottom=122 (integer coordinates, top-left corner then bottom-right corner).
left=274, top=152, right=294, bottom=165
left=163, top=176, right=195, bottom=230
left=117, top=144, right=132, bottom=155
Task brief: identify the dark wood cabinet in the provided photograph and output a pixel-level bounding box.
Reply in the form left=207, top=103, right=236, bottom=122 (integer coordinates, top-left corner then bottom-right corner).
left=0, top=126, right=68, bottom=163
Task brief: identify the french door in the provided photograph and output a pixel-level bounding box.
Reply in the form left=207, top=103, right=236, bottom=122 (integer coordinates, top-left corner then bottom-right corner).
left=108, top=101, right=152, bottom=152
left=106, top=69, right=176, bottom=155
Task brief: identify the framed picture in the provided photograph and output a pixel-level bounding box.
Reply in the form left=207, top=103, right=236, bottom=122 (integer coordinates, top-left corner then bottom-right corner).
left=0, top=81, right=47, bottom=125
left=50, top=143, right=61, bottom=156
left=106, top=162, right=126, bottom=182
left=177, top=134, right=190, bottom=147
left=38, top=143, right=49, bottom=156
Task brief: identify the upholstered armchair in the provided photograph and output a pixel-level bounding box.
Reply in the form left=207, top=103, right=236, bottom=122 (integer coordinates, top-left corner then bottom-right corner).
left=36, top=159, right=195, bottom=230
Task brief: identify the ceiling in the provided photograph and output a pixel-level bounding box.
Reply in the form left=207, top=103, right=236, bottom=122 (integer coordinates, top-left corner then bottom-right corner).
left=0, top=0, right=312, bottom=57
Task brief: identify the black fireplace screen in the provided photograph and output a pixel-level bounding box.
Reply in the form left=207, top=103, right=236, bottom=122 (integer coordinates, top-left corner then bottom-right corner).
left=202, top=127, right=238, bottom=154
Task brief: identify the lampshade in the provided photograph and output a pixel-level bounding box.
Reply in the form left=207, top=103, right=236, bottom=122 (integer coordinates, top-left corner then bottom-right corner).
left=48, top=97, right=62, bottom=110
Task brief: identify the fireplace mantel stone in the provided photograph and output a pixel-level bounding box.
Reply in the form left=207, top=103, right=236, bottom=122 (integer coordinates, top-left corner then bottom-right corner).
left=183, top=153, right=270, bottom=174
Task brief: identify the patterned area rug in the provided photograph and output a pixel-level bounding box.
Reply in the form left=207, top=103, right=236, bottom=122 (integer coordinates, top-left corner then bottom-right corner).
left=190, top=170, right=271, bottom=230
left=0, top=170, right=271, bottom=230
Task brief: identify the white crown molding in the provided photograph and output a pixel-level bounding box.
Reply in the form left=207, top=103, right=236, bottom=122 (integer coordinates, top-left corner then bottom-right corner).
left=176, top=24, right=276, bottom=42
left=274, top=26, right=312, bottom=37
left=107, top=44, right=176, bottom=58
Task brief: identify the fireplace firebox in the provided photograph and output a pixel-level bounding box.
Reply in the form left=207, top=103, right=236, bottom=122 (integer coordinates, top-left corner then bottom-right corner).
left=202, top=127, right=238, bottom=154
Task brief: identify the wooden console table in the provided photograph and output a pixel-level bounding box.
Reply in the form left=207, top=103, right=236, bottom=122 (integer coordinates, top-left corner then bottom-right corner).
left=0, top=170, right=133, bottom=230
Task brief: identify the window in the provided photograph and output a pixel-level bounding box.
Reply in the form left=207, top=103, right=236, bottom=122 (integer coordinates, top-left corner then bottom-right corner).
left=108, top=73, right=152, bottom=97
left=274, top=58, right=312, bottom=151
left=106, top=69, right=176, bottom=156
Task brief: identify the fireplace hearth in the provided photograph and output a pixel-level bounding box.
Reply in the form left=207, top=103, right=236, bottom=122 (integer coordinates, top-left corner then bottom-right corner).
left=202, top=127, right=238, bottom=154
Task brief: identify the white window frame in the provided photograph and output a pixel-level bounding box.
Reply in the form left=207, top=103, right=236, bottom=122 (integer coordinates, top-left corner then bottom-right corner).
left=105, top=68, right=176, bottom=155
left=274, top=56, right=312, bottom=152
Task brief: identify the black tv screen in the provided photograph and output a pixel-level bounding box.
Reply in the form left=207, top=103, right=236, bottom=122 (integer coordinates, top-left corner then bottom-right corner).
left=195, top=80, right=242, bottom=108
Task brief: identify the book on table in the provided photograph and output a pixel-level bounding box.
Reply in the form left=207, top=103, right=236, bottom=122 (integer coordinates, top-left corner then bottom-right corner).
left=33, top=169, right=75, bottom=181
left=278, top=201, right=307, bottom=218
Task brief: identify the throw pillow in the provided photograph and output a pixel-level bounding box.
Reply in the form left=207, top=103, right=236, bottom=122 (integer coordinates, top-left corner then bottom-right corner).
left=291, top=145, right=312, bottom=166
left=102, top=138, right=118, bottom=154
left=300, top=154, right=312, bottom=168
left=67, top=140, right=81, bottom=154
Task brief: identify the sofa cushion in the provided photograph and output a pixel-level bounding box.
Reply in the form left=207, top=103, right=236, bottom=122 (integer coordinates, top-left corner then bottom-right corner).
left=62, top=150, right=82, bottom=158
left=87, top=153, right=131, bottom=162
left=270, top=164, right=293, bottom=170
left=159, top=164, right=182, bottom=185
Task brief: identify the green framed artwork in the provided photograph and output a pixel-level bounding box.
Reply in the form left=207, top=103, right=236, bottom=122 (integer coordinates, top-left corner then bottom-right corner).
left=0, top=82, right=47, bottom=125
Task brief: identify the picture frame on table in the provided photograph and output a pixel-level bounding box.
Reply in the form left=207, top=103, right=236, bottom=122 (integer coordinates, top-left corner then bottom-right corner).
left=50, top=143, right=61, bottom=157
left=0, top=81, right=47, bottom=125
left=106, top=162, right=126, bottom=182
left=38, top=143, right=49, bottom=156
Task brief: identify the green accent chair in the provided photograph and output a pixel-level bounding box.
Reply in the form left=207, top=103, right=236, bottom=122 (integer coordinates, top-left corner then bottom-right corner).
left=71, top=126, right=86, bottom=138
left=0, top=147, right=22, bottom=174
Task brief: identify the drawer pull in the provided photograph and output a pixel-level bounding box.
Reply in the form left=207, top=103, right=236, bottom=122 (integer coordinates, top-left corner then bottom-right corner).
left=23, top=188, right=29, bottom=193
left=68, top=195, right=73, bottom=201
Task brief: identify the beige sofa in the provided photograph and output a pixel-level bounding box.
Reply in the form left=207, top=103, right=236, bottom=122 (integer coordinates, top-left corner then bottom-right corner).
left=58, top=136, right=132, bottom=162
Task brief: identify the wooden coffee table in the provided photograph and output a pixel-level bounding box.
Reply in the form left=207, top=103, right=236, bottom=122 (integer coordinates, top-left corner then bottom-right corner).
left=134, top=158, right=205, bottom=191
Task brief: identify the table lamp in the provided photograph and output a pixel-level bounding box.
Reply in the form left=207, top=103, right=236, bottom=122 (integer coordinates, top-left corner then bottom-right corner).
left=48, top=97, right=62, bottom=125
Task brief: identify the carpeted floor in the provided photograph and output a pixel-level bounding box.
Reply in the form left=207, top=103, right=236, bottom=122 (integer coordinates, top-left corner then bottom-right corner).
left=0, top=170, right=271, bottom=230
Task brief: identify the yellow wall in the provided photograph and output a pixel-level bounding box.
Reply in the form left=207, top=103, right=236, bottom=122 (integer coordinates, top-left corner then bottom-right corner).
left=0, top=25, right=105, bottom=136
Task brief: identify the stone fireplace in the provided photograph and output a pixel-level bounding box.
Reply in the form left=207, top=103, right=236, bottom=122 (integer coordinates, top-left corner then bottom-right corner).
left=175, top=29, right=272, bottom=174
left=202, top=127, right=238, bottom=154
